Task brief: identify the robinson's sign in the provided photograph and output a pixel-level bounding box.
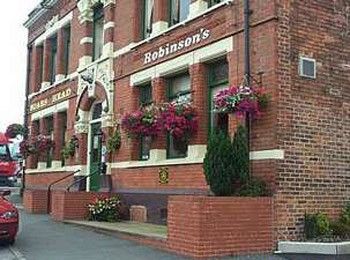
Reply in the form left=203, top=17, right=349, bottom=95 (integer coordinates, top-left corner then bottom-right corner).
left=144, top=28, right=211, bottom=64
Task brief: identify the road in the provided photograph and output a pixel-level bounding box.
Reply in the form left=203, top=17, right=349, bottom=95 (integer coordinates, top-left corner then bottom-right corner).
left=1, top=185, right=349, bottom=260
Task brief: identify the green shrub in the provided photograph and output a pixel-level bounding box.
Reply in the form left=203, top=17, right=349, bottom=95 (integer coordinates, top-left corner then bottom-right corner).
left=203, top=131, right=235, bottom=196
left=237, top=178, right=269, bottom=197
left=330, top=221, right=350, bottom=239
left=339, top=202, right=350, bottom=226
left=304, top=213, right=331, bottom=239
left=232, top=125, right=249, bottom=184
left=106, top=129, right=121, bottom=153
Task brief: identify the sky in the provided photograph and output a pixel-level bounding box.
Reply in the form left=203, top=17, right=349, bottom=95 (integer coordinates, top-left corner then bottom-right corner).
left=0, top=0, right=39, bottom=133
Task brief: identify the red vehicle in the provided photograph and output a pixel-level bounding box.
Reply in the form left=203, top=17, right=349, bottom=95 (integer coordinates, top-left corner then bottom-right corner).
left=0, top=133, right=18, bottom=186
left=0, top=189, right=18, bottom=244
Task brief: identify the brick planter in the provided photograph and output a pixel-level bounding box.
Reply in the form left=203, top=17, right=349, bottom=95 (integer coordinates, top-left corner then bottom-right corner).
left=167, top=196, right=274, bottom=258
left=23, top=189, right=48, bottom=214
left=50, top=191, right=110, bottom=221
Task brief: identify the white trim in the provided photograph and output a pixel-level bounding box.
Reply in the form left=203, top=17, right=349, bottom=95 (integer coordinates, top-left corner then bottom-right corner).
left=150, top=21, right=169, bottom=37
left=189, top=0, right=208, bottom=19
left=34, top=11, right=73, bottom=46
left=114, top=43, right=137, bottom=58
left=278, top=241, right=350, bottom=255
left=249, top=149, right=285, bottom=160
left=104, top=22, right=115, bottom=30
left=130, top=37, right=233, bottom=86
left=51, top=160, right=62, bottom=168
left=111, top=157, right=203, bottom=169
left=299, top=56, right=316, bottom=79
left=80, top=37, right=93, bottom=45
left=26, top=165, right=87, bottom=175
left=41, top=82, right=51, bottom=90
left=55, top=74, right=66, bottom=83
left=79, top=56, right=93, bottom=69
left=31, top=100, right=69, bottom=121
left=37, top=162, right=47, bottom=170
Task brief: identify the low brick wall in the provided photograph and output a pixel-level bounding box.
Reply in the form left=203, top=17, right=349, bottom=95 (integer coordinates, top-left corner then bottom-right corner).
left=50, top=191, right=110, bottom=221
left=167, top=196, right=274, bottom=258
left=23, top=189, right=48, bottom=214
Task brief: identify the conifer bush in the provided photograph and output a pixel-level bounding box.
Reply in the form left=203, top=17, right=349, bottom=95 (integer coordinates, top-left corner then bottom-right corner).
left=232, top=124, right=249, bottom=184
left=203, top=131, right=235, bottom=196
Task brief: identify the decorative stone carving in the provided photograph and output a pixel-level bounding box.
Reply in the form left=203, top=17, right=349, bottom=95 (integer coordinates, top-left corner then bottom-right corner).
left=77, top=0, right=116, bottom=24
left=74, top=122, right=89, bottom=134
left=45, top=15, right=59, bottom=30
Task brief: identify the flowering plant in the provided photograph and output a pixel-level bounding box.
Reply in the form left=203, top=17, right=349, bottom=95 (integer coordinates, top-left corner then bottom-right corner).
left=61, top=136, right=79, bottom=159
left=5, top=124, right=26, bottom=139
left=214, top=86, right=269, bottom=118
left=121, top=105, right=161, bottom=138
left=35, top=134, right=55, bottom=152
left=19, top=135, right=54, bottom=157
left=87, top=196, right=121, bottom=222
left=160, top=101, right=198, bottom=140
left=19, top=139, right=37, bottom=157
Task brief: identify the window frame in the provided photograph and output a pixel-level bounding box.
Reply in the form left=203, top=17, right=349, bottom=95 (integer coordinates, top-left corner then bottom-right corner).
left=169, top=0, right=190, bottom=26
left=166, top=72, right=191, bottom=159
left=208, top=0, right=225, bottom=8
left=49, top=35, right=58, bottom=84
left=141, top=0, right=154, bottom=39
left=63, top=25, right=71, bottom=76
left=138, top=83, right=153, bottom=161
left=92, top=4, right=104, bottom=61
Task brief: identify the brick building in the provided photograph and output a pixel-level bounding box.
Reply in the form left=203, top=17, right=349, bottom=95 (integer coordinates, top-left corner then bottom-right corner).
left=24, top=0, right=349, bottom=247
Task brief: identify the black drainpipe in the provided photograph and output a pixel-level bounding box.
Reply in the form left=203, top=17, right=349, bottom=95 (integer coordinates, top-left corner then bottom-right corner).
left=243, top=0, right=251, bottom=157
left=21, top=45, right=31, bottom=197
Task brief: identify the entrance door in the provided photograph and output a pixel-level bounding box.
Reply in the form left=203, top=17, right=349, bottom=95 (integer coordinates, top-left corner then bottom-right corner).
left=89, top=122, right=102, bottom=191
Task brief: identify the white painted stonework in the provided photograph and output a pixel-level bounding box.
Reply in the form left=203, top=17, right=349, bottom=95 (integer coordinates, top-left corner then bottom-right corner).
left=80, top=37, right=93, bottom=45
left=77, top=0, right=115, bottom=24
left=34, top=11, right=73, bottom=46
left=37, top=162, right=47, bottom=170
left=79, top=56, right=93, bottom=70
left=31, top=100, right=69, bottom=121
left=104, top=22, right=115, bottom=30
left=249, top=149, right=285, bottom=160
left=130, top=36, right=233, bottom=86
left=189, top=0, right=208, bottom=19
left=27, top=165, right=87, bottom=175
left=41, top=82, right=51, bottom=91
left=150, top=21, right=169, bottom=37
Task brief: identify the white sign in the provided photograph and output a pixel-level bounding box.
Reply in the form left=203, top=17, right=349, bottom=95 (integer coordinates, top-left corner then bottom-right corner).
left=144, top=28, right=211, bottom=64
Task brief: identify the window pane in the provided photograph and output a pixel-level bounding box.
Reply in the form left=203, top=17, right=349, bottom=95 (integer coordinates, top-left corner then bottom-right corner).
left=209, top=0, right=224, bottom=7
left=143, top=0, right=154, bottom=39
left=50, top=36, right=57, bottom=83
left=167, top=135, right=187, bottom=158
left=170, top=0, right=190, bottom=25
left=140, top=84, right=152, bottom=105
left=169, top=74, right=190, bottom=100
left=63, top=26, right=71, bottom=75
left=92, top=103, right=103, bottom=120
left=93, top=5, right=104, bottom=61
left=140, top=136, right=151, bottom=160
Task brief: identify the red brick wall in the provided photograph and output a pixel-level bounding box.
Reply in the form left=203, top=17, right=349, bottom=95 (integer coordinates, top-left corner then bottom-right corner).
left=50, top=191, right=110, bottom=221
left=167, top=196, right=274, bottom=258
left=275, top=0, right=350, bottom=240
left=26, top=172, right=74, bottom=190
left=23, top=189, right=48, bottom=214
left=111, top=164, right=208, bottom=190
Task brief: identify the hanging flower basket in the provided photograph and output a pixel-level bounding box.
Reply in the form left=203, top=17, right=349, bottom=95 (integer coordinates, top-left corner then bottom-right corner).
left=19, top=139, right=37, bottom=158
left=5, top=124, right=26, bottom=139
left=35, top=135, right=55, bottom=152
left=121, top=105, right=161, bottom=138
left=214, top=86, right=269, bottom=118
left=160, top=101, right=198, bottom=140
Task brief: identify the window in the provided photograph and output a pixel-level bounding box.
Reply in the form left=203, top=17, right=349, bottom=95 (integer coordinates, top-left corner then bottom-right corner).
left=93, top=4, right=104, bottom=61
left=208, top=60, right=229, bottom=134
left=167, top=73, right=191, bottom=159
left=139, top=84, right=152, bottom=160
left=38, top=45, right=44, bottom=85
left=169, top=0, right=190, bottom=26
left=209, top=0, right=225, bottom=7
left=49, top=35, right=57, bottom=84
left=46, top=116, right=54, bottom=168
left=142, top=0, right=154, bottom=39
left=63, top=25, right=71, bottom=75
left=60, top=112, right=68, bottom=166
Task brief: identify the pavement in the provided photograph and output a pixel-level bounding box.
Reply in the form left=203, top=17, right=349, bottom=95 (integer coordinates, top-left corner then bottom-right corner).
left=0, top=184, right=349, bottom=259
